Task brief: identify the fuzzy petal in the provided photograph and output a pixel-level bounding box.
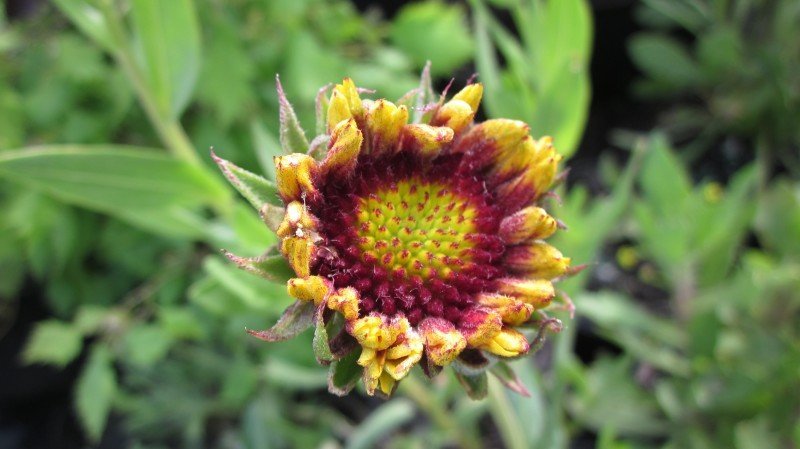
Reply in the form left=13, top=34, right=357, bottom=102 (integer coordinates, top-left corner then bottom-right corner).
left=287, top=276, right=331, bottom=305
left=452, top=83, right=483, bottom=112
left=498, top=206, right=558, bottom=245
left=274, top=153, right=318, bottom=202
left=476, top=293, right=535, bottom=326
left=458, top=308, right=503, bottom=347
left=384, top=331, right=423, bottom=380
left=455, top=119, right=530, bottom=173
left=504, top=241, right=571, bottom=279
left=495, top=278, right=555, bottom=309
left=349, top=315, right=409, bottom=351
left=277, top=201, right=319, bottom=238
left=366, top=99, right=409, bottom=154
left=418, top=317, right=468, bottom=365
left=327, top=78, right=363, bottom=131
left=327, top=287, right=360, bottom=321
left=280, top=236, right=314, bottom=278
left=400, top=124, right=454, bottom=158
left=482, top=327, right=529, bottom=357
left=431, top=99, right=474, bottom=134
left=320, top=118, right=363, bottom=179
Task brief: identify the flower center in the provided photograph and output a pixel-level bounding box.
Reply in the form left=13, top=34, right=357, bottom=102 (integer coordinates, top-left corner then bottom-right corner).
left=314, top=154, right=506, bottom=326
left=354, top=179, right=479, bottom=282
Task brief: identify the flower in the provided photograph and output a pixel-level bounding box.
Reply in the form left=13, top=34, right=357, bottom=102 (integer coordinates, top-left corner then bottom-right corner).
left=216, top=72, right=570, bottom=398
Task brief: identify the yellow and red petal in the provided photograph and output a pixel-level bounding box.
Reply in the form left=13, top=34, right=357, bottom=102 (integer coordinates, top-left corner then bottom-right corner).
left=320, top=118, right=363, bottom=179
left=287, top=275, right=331, bottom=305
left=280, top=236, right=315, bottom=278
left=366, top=99, right=409, bottom=154
left=417, top=317, right=467, bottom=365
left=348, top=315, right=409, bottom=351
left=274, top=153, right=318, bottom=202
left=400, top=124, right=454, bottom=158
left=482, top=327, right=529, bottom=357
left=431, top=99, right=474, bottom=134
left=384, top=331, right=423, bottom=380
left=476, top=293, right=535, bottom=326
left=495, top=278, right=556, bottom=309
left=455, top=119, right=529, bottom=171
left=498, top=206, right=558, bottom=245
left=504, top=241, right=571, bottom=279
left=327, top=287, right=360, bottom=321
left=458, top=308, right=503, bottom=347
left=277, top=201, right=319, bottom=238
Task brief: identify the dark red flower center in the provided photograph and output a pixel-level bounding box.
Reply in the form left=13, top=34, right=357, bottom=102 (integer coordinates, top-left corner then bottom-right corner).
left=312, top=152, right=505, bottom=326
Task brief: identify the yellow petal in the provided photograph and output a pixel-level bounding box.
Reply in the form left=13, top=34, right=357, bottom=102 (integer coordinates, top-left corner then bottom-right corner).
left=274, top=153, right=318, bottom=202
left=458, top=308, right=503, bottom=347
left=477, top=294, right=535, bottom=326
left=452, top=83, right=483, bottom=112
left=280, top=236, right=314, bottom=278
left=366, top=99, right=409, bottom=154
left=349, top=315, right=408, bottom=351
left=498, top=206, right=558, bottom=245
left=432, top=99, right=474, bottom=134
left=379, top=371, right=396, bottom=395
left=327, top=89, right=352, bottom=131
left=327, top=287, right=360, bottom=321
left=287, top=276, right=331, bottom=304
left=384, top=331, right=423, bottom=380
left=320, top=118, right=363, bottom=178
left=418, top=317, right=467, bottom=366
left=401, top=124, right=454, bottom=158
left=482, top=327, right=529, bottom=357
left=495, top=278, right=555, bottom=309
left=504, top=241, right=571, bottom=280
left=276, top=201, right=318, bottom=238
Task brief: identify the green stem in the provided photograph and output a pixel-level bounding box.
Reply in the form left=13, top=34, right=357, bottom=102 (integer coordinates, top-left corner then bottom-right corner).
left=487, top=377, right=529, bottom=449
left=401, top=375, right=481, bottom=449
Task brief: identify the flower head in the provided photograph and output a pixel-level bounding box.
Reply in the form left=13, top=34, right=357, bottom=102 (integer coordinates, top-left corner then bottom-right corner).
left=217, top=71, right=571, bottom=398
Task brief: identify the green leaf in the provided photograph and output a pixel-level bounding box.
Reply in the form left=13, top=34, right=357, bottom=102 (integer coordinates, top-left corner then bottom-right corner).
left=455, top=371, right=488, bottom=400
left=345, top=399, right=416, bottom=449
left=390, top=2, right=474, bottom=75
left=489, top=361, right=531, bottom=397
left=629, top=33, right=700, bottom=88
left=246, top=300, right=315, bottom=342
left=312, top=306, right=334, bottom=364
left=250, top=120, right=281, bottom=182
left=52, top=0, right=115, bottom=52
left=0, top=145, right=227, bottom=213
left=23, top=320, right=83, bottom=367
left=75, top=345, right=117, bottom=443
left=124, top=324, right=173, bottom=367
left=328, top=349, right=361, bottom=396
left=130, top=0, right=201, bottom=119
left=639, top=135, right=692, bottom=213
left=212, top=153, right=281, bottom=208
left=222, top=251, right=295, bottom=283
left=276, top=75, right=309, bottom=154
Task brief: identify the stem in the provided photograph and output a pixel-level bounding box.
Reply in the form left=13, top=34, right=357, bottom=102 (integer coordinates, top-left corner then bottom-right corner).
left=98, top=0, right=202, bottom=168
left=487, top=377, right=529, bottom=449
left=400, top=375, right=481, bottom=449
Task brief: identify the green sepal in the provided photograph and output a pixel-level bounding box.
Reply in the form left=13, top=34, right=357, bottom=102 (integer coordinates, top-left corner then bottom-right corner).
left=246, top=300, right=314, bottom=342
left=221, top=250, right=294, bottom=283
left=452, top=349, right=492, bottom=376
left=454, top=371, right=488, bottom=400
left=327, top=348, right=361, bottom=396
left=276, top=75, right=309, bottom=154
left=314, top=83, right=332, bottom=136
left=259, top=203, right=285, bottom=233
left=412, top=61, right=437, bottom=123
left=212, top=152, right=281, bottom=208
left=489, top=362, right=531, bottom=397
left=312, top=304, right=335, bottom=365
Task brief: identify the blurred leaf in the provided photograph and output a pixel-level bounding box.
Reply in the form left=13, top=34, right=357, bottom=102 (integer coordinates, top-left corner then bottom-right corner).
left=454, top=371, right=488, bottom=400
left=640, top=0, right=709, bottom=32
left=221, top=353, right=259, bottom=406
left=0, top=145, right=227, bottom=213
left=159, top=307, right=205, bottom=341
left=391, top=2, right=474, bottom=75
left=23, top=320, right=83, bottom=367
left=246, top=300, right=314, bottom=342
left=345, top=399, right=416, bottom=449
left=130, top=0, right=201, bottom=119
left=639, top=134, right=692, bottom=212
left=203, top=255, right=289, bottom=313
left=263, top=357, right=328, bottom=390
left=328, top=349, right=361, bottom=396
left=629, top=34, right=700, bottom=89
left=755, top=178, right=800, bottom=259
left=125, top=324, right=173, bottom=367
left=52, top=0, right=115, bottom=52
left=76, top=344, right=117, bottom=443
left=489, top=361, right=531, bottom=397
left=250, top=120, right=281, bottom=182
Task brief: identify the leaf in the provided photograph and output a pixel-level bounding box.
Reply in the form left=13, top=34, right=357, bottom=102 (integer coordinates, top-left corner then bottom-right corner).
left=246, top=300, right=315, bottom=342
left=312, top=306, right=334, bottom=364
left=130, top=0, right=201, bottom=119
left=489, top=361, right=531, bottom=397
left=222, top=250, right=294, bottom=283
left=345, top=399, right=416, bottom=449
left=455, top=371, right=488, bottom=400
left=52, top=0, right=115, bottom=52
left=0, top=145, right=227, bottom=213
left=23, top=320, right=83, bottom=367
left=639, top=135, right=692, bottom=213
left=328, top=349, right=362, bottom=396
left=124, top=324, right=173, bottom=367
left=250, top=119, right=281, bottom=181
left=212, top=152, right=281, bottom=208
left=390, top=2, right=474, bottom=75
left=75, top=345, right=117, bottom=443
left=276, top=75, right=309, bottom=154
left=629, top=33, right=700, bottom=88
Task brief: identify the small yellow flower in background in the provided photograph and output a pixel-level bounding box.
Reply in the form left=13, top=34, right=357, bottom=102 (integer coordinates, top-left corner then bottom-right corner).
left=215, top=68, right=571, bottom=398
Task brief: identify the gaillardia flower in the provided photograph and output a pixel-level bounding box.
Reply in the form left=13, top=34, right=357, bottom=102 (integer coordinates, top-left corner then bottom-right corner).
left=215, top=71, right=570, bottom=398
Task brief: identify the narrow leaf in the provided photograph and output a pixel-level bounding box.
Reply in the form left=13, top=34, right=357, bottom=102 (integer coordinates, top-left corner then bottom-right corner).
left=313, top=305, right=334, bottom=364
left=52, top=0, right=115, bottom=52
left=212, top=152, right=281, bottom=208
left=327, top=349, right=362, bottom=396
left=222, top=250, right=294, bottom=283
left=490, top=362, right=531, bottom=397
left=455, top=371, right=488, bottom=400
left=276, top=75, right=309, bottom=154
left=345, top=399, right=416, bottom=449
left=130, top=0, right=201, bottom=119
left=246, top=300, right=314, bottom=342
left=75, top=345, right=117, bottom=443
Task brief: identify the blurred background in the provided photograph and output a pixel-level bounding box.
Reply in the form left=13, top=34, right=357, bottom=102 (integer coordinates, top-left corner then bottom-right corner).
left=0, top=0, right=798, bottom=448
